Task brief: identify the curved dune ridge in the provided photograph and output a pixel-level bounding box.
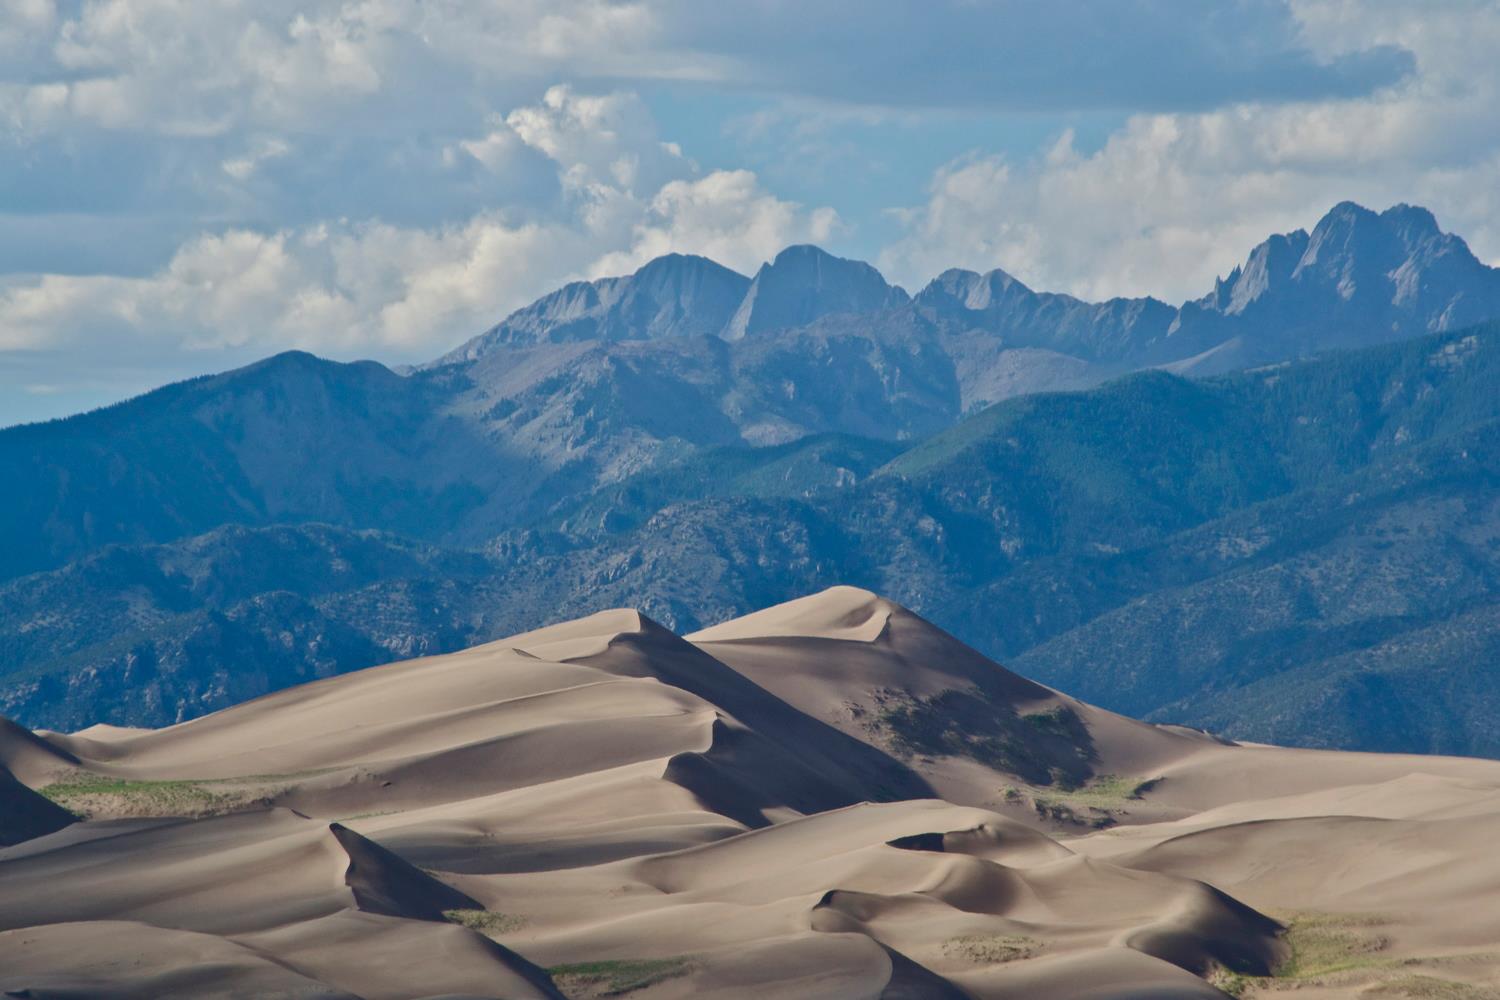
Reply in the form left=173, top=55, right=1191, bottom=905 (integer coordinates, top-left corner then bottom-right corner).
left=4, top=587, right=1500, bottom=998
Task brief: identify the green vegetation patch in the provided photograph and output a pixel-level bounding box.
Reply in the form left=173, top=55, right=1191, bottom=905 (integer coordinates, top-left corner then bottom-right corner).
left=549, top=958, right=694, bottom=997
left=1276, top=911, right=1393, bottom=979
left=1031, top=774, right=1159, bottom=811
left=39, top=775, right=240, bottom=819
left=1000, top=774, right=1161, bottom=828
left=1206, top=911, right=1400, bottom=995
left=1021, top=706, right=1080, bottom=737
left=35, top=768, right=320, bottom=819
left=1205, top=913, right=1500, bottom=996
left=1205, top=966, right=1254, bottom=998
left=869, top=687, right=1095, bottom=786
left=444, top=908, right=528, bottom=936
left=942, top=934, right=1037, bottom=964
left=1365, top=976, right=1500, bottom=999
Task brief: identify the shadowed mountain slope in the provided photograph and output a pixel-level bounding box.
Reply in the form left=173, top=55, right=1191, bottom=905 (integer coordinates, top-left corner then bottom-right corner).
left=8, top=323, right=1500, bottom=758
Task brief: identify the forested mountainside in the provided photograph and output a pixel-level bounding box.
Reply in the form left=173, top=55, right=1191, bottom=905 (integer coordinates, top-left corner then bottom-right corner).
left=7, top=321, right=1500, bottom=759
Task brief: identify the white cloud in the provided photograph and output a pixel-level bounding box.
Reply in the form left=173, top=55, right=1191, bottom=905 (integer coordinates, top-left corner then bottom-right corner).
left=1, top=0, right=1410, bottom=143
left=4, top=0, right=400, bottom=135
left=0, top=230, right=348, bottom=352
left=0, top=1, right=682, bottom=139
left=592, top=169, right=841, bottom=277
left=453, top=85, right=686, bottom=196
left=0, top=0, right=57, bottom=69
left=222, top=137, right=292, bottom=181
left=879, top=0, right=1500, bottom=302
left=0, top=81, right=834, bottom=361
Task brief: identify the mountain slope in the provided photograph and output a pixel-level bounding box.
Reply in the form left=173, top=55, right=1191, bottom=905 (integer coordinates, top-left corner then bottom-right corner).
left=431, top=252, right=750, bottom=364
left=0, top=303, right=960, bottom=582
left=1004, top=416, right=1500, bottom=746
left=8, top=201, right=1498, bottom=585
left=1162, top=202, right=1500, bottom=368
left=475, top=323, right=1500, bottom=755
left=915, top=266, right=1176, bottom=362
left=0, top=351, right=502, bottom=580
left=10, top=324, right=1500, bottom=753
left=723, top=244, right=910, bottom=340
left=0, top=434, right=900, bottom=730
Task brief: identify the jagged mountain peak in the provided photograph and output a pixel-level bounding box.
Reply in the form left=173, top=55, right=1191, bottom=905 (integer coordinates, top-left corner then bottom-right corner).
left=918, top=267, right=1034, bottom=312
left=768, top=243, right=871, bottom=270
left=721, top=245, right=910, bottom=340
left=423, top=200, right=1497, bottom=373
left=1161, top=201, right=1500, bottom=368
left=1314, top=199, right=1440, bottom=236
left=430, top=252, right=750, bottom=365
left=1208, top=229, right=1310, bottom=314
left=1306, top=201, right=1481, bottom=279
left=625, top=251, right=747, bottom=288
left=1211, top=201, right=1487, bottom=311
left=913, top=262, right=1175, bottom=366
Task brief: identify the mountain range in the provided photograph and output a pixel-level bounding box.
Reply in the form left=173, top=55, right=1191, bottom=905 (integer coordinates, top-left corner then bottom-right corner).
left=5, top=200, right=1500, bottom=757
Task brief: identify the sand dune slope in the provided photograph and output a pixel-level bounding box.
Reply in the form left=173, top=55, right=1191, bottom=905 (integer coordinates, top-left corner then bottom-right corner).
left=690, top=587, right=1217, bottom=808
left=0, top=768, right=72, bottom=846
left=3, top=586, right=1500, bottom=998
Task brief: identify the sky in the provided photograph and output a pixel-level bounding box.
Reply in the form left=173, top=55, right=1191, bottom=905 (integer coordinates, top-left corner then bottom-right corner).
left=3, top=0, right=1500, bottom=426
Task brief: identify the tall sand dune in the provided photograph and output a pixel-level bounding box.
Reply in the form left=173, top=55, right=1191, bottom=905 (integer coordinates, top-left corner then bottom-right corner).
left=4, top=586, right=1500, bottom=997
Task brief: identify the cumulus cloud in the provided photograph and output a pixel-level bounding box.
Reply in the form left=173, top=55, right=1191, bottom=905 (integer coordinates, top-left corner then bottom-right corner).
left=0, top=1, right=685, bottom=141
left=0, top=188, right=827, bottom=360
left=3, top=1, right=1394, bottom=140
left=592, top=170, right=840, bottom=277
left=6, top=0, right=397, bottom=135
left=453, top=85, right=686, bottom=197
left=222, top=138, right=292, bottom=181
left=0, top=79, right=833, bottom=361
left=879, top=0, right=1500, bottom=302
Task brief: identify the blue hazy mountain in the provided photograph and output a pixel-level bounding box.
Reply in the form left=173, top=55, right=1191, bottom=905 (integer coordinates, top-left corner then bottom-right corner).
left=7, top=323, right=1500, bottom=758
left=1157, top=202, right=1500, bottom=369
left=437, top=200, right=1500, bottom=376
left=722, top=244, right=911, bottom=340
left=431, top=252, right=750, bottom=364
left=8, top=201, right=1495, bottom=583
left=914, top=266, right=1177, bottom=362
left=6, top=203, right=1500, bottom=754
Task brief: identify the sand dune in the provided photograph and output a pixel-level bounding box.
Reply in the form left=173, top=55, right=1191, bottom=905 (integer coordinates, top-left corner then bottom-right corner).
left=4, top=586, right=1500, bottom=998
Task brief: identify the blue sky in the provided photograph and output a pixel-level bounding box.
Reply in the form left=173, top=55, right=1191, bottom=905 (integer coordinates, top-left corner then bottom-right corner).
left=3, top=0, right=1500, bottom=426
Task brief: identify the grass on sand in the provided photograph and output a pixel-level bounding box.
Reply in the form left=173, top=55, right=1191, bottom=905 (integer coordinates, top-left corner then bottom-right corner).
left=942, top=934, right=1038, bottom=964
left=1205, top=912, right=1500, bottom=997
left=444, top=908, right=529, bottom=936
left=549, top=958, right=694, bottom=997
left=1001, top=773, right=1162, bottom=828
left=35, top=768, right=329, bottom=819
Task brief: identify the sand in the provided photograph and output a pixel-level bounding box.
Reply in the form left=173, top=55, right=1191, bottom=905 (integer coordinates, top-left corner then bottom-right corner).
left=3, top=585, right=1499, bottom=998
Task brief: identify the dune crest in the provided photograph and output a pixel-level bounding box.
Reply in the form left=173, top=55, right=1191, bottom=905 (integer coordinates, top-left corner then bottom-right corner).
left=689, top=585, right=896, bottom=644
